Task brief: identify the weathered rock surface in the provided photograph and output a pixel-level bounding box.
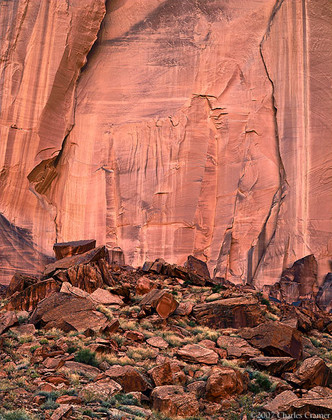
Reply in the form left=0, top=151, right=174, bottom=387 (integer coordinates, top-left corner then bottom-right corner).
left=53, top=240, right=96, bottom=260
left=140, top=289, right=178, bottom=319
left=205, top=367, right=247, bottom=401
left=249, top=356, right=297, bottom=376
left=240, top=322, right=303, bottom=359
left=193, top=296, right=264, bottom=328
left=284, top=356, right=332, bottom=389
left=217, top=335, right=262, bottom=359
left=0, top=0, right=331, bottom=288
left=80, top=378, right=122, bottom=400
left=30, top=292, right=108, bottom=332
left=148, top=362, right=173, bottom=386
left=88, top=288, right=123, bottom=306
left=151, top=385, right=199, bottom=417
left=5, top=274, right=38, bottom=298
left=5, top=279, right=60, bottom=311
left=316, top=273, right=332, bottom=313
left=0, top=311, right=17, bottom=335
left=105, top=365, right=150, bottom=392
left=177, top=344, right=219, bottom=365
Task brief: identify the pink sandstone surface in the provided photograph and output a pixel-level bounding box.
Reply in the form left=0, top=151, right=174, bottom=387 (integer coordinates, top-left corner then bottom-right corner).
left=0, top=0, right=331, bottom=287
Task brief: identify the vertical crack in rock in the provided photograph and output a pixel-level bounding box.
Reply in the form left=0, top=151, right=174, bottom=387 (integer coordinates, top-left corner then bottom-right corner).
left=247, top=0, right=288, bottom=285
left=27, top=1, right=107, bottom=244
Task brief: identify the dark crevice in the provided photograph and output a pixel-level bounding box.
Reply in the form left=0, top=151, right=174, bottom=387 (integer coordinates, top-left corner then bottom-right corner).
left=247, top=0, right=288, bottom=285
left=80, top=0, right=109, bottom=74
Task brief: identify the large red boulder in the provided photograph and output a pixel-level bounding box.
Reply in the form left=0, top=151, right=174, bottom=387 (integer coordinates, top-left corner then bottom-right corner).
left=53, top=239, right=96, bottom=260
left=240, top=322, right=303, bottom=360
left=193, top=296, right=264, bottom=329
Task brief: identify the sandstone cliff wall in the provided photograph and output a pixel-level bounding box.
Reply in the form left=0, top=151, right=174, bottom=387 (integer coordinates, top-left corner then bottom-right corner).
left=0, top=0, right=331, bottom=286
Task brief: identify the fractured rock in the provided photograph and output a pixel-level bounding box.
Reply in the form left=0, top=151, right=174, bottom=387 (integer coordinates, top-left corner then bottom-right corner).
left=5, top=273, right=38, bottom=298
left=217, top=335, right=261, bottom=359
left=151, top=385, right=199, bottom=417
left=105, top=365, right=150, bottom=392
left=205, top=367, right=247, bottom=401
left=30, top=292, right=108, bottom=332
left=140, top=289, right=178, bottom=319
left=53, top=240, right=96, bottom=260
left=240, top=322, right=303, bottom=359
left=249, top=356, right=297, bottom=375
left=44, top=246, right=108, bottom=278
left=5, top=279, right=60, bottom=311
left=177, top=344, right=218, bottom=365
left=193, top=296, right=264, bottom=329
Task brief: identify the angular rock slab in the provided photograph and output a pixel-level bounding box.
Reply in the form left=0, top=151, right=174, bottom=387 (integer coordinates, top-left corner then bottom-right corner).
left=140, top=289, right=178, bottom=319
left=193, top=296, right=264, bottom=329
left=240, top=322, right=303, bottom=360
left=151, top=385, right=199, bottom=418
left=44, top=246, right=108, bottom=277
left=177, top=344, right=218, bottom=365
left=205, top=367, right=247, bottom=401
left=217, top=335, right=261, bottom=359
left=249, top=356, right=297, bottom=375
left=30, top=292, right=108, bottom=332
left=105, top=365, right=150, bottom=392
left=0, top=311, right=18, bottom=335
left=5, top=279, right=60, bottom=311
left=53, top=239, right=96, bottom=260
left=88, top=288, right=123, bottom=305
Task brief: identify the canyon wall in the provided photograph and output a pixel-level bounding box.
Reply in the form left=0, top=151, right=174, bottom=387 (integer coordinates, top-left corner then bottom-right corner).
left=0, top=0, right=331, bottom=286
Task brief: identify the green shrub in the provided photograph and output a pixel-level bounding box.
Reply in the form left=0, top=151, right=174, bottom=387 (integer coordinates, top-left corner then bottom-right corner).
left=74, top=348, right=99, bottom=367
left=247, top=370, right=273, bottom=393
left=0, top=409, right=33, bottom=420
left=34, top=391, right=59, bottom=401
left=67, top=345, right=78, bottom=354
left=115, top=394, right=141, bottom=406
left=310, top=337, right=322, bottom=348
left=40, top=398, right=60, bottom=410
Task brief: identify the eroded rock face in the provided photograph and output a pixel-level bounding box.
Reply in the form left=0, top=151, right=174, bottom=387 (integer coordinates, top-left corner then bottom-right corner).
left=240, top=322, right=303, bottom=360
left=193, top=296, right=264, bottom=329
left=0, top=0, right=331, bottom=287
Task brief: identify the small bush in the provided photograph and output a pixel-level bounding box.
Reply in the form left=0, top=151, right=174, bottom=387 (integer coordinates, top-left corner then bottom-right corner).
left=114, top=393, right=141, bottom=406
left=310, top=337, right=322, bottom=348
left=67, top=345, right=78, bottom=354
left=74, top=348, right=99, bottom=367
left=212, top=284, right=225, bottom=293
left=247, top=370, right=273, bottom=393
left=126, top=347, right=155, bottom=361
left=40, top=398, right=60, bottom=410
left=0, top=409, right=33, bottom=420
left=29, top=345, right=40, bottom=354
left=35, top=391, right=59, bottom=401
